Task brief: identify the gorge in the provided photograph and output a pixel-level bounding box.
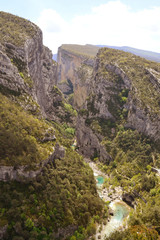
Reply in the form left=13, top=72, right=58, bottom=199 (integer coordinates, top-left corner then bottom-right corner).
left=0, top=11, right=160, bottom=240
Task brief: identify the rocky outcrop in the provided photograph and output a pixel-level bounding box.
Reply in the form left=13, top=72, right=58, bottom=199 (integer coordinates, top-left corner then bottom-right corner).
left=122, top=193, right=135, bottom=208
left=0, top=144, right=65, bottom=182
left=125, top=96, right=160, bottom=142
left=37, top=46, right=57, bottom=115
left=76, top=117, right=112, bottom=163
left=122, top=191, right=147, bottom=208
left=105, top=63, right=131, bottom=89
left=53, top=225, right=77, bottom=240
left=49, top=143, right=65, bottom=166
left=0, top=165, right=42, bottom=182
left=0, top=43, right=26, bottom=95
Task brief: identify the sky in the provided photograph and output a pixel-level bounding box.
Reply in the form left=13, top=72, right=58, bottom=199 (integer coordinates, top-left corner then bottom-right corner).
left=1, top=0, right=160, bottom=53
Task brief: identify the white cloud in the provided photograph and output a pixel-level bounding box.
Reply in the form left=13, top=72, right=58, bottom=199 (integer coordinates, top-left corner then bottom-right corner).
left=37, top=9, right=67, bottom=32
left=37, top=1, right=160, bottom=53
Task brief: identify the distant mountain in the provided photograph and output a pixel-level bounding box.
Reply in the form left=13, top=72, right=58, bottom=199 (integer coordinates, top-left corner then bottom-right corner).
left=97, top=45, right=160, bottom=63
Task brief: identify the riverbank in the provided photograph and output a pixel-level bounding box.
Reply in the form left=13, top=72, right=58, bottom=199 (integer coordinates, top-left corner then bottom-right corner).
left=85, top=159, right=130, bottom=239
left=86, top=159, right=123, bottom=202
left=95, top=200, right=130, bottom=240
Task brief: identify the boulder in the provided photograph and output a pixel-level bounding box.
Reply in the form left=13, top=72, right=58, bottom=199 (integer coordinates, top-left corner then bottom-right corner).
left=122, top=193, right=135, bottom=208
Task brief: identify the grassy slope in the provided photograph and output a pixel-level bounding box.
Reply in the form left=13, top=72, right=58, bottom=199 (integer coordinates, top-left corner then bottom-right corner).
left=98, top=45, right=160, bottom=63
left=0, top=11, right=37, bottom=46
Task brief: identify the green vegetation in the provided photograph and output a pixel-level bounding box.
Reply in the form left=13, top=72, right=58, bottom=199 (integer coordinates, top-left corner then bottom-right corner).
left=106, top=88, right=129, bottom=120
left=0, top=93, right=53, bottom=167
left=1, top=12, right=160, bottom=239
left=67, top=93, right=74, bottom=105
left=64, top=103, right=77, bottom=117
left=106, top=225, right=159, bottom=240
left=80, top=47, right=160, bottom=239
left=0, top=11, right=37, bottom=46
left=0, top=84, right=21, bottom=97
left=85, top=118, right=116, bottom=137
left=0, top=87, right=104, bottom=239
left=98, top=128, right=160, bottom=239
left=0, top=90, right=105, bottom=239
left=0, top=149, right=104, bottom=239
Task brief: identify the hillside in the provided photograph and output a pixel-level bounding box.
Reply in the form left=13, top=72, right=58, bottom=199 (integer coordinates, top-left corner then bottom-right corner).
left=0, top=11, right=38, bottom=46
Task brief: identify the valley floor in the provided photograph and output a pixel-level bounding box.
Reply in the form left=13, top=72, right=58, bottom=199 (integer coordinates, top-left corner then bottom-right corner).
left=85, top=159, right=130, bottom=239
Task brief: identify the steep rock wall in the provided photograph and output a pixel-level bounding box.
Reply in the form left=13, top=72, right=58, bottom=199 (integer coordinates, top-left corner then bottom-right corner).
left=57, top=46, right=94, bottom=108
left=0, top=43, right=26, bottom=94
left=76, top=117, right=112, bottom=163
left=0, top=12, right=57, bottom=118
left=84, top=48, right=160, bottom=143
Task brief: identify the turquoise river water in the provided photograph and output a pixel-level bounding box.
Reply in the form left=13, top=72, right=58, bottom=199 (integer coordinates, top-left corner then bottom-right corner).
left=95, top=175, right=129, bottom=239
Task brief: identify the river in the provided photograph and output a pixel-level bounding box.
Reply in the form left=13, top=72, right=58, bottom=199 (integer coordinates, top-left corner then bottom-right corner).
left=88, top=161, right=130, bottom=239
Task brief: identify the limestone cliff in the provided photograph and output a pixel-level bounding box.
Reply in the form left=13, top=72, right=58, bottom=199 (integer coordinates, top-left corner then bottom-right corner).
left=57, top=44, right=97, bottom=108
left=57, top=45, right=160, bottom=159
left=76, top=117, right=112, bottom=163
left=82, top=48, right=160, bottom=143
left=0, top=11, right=57, bottom=118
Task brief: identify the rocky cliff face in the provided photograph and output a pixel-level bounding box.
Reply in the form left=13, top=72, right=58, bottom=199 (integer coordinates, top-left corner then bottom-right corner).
left=57, top=45, right=160, bottom=158
left=81, top=48, right=160, bottom=143
left=0, top=11, right=57, bottom=118
left=76, top=117, right=112, bottom=163
left=57, top=45, right=94, bottom=108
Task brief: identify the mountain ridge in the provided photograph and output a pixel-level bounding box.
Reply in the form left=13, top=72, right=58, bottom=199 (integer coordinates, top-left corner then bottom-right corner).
left=97, top=45, right=160, bottom=62
left=56, top=43, right=160, bottom=63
